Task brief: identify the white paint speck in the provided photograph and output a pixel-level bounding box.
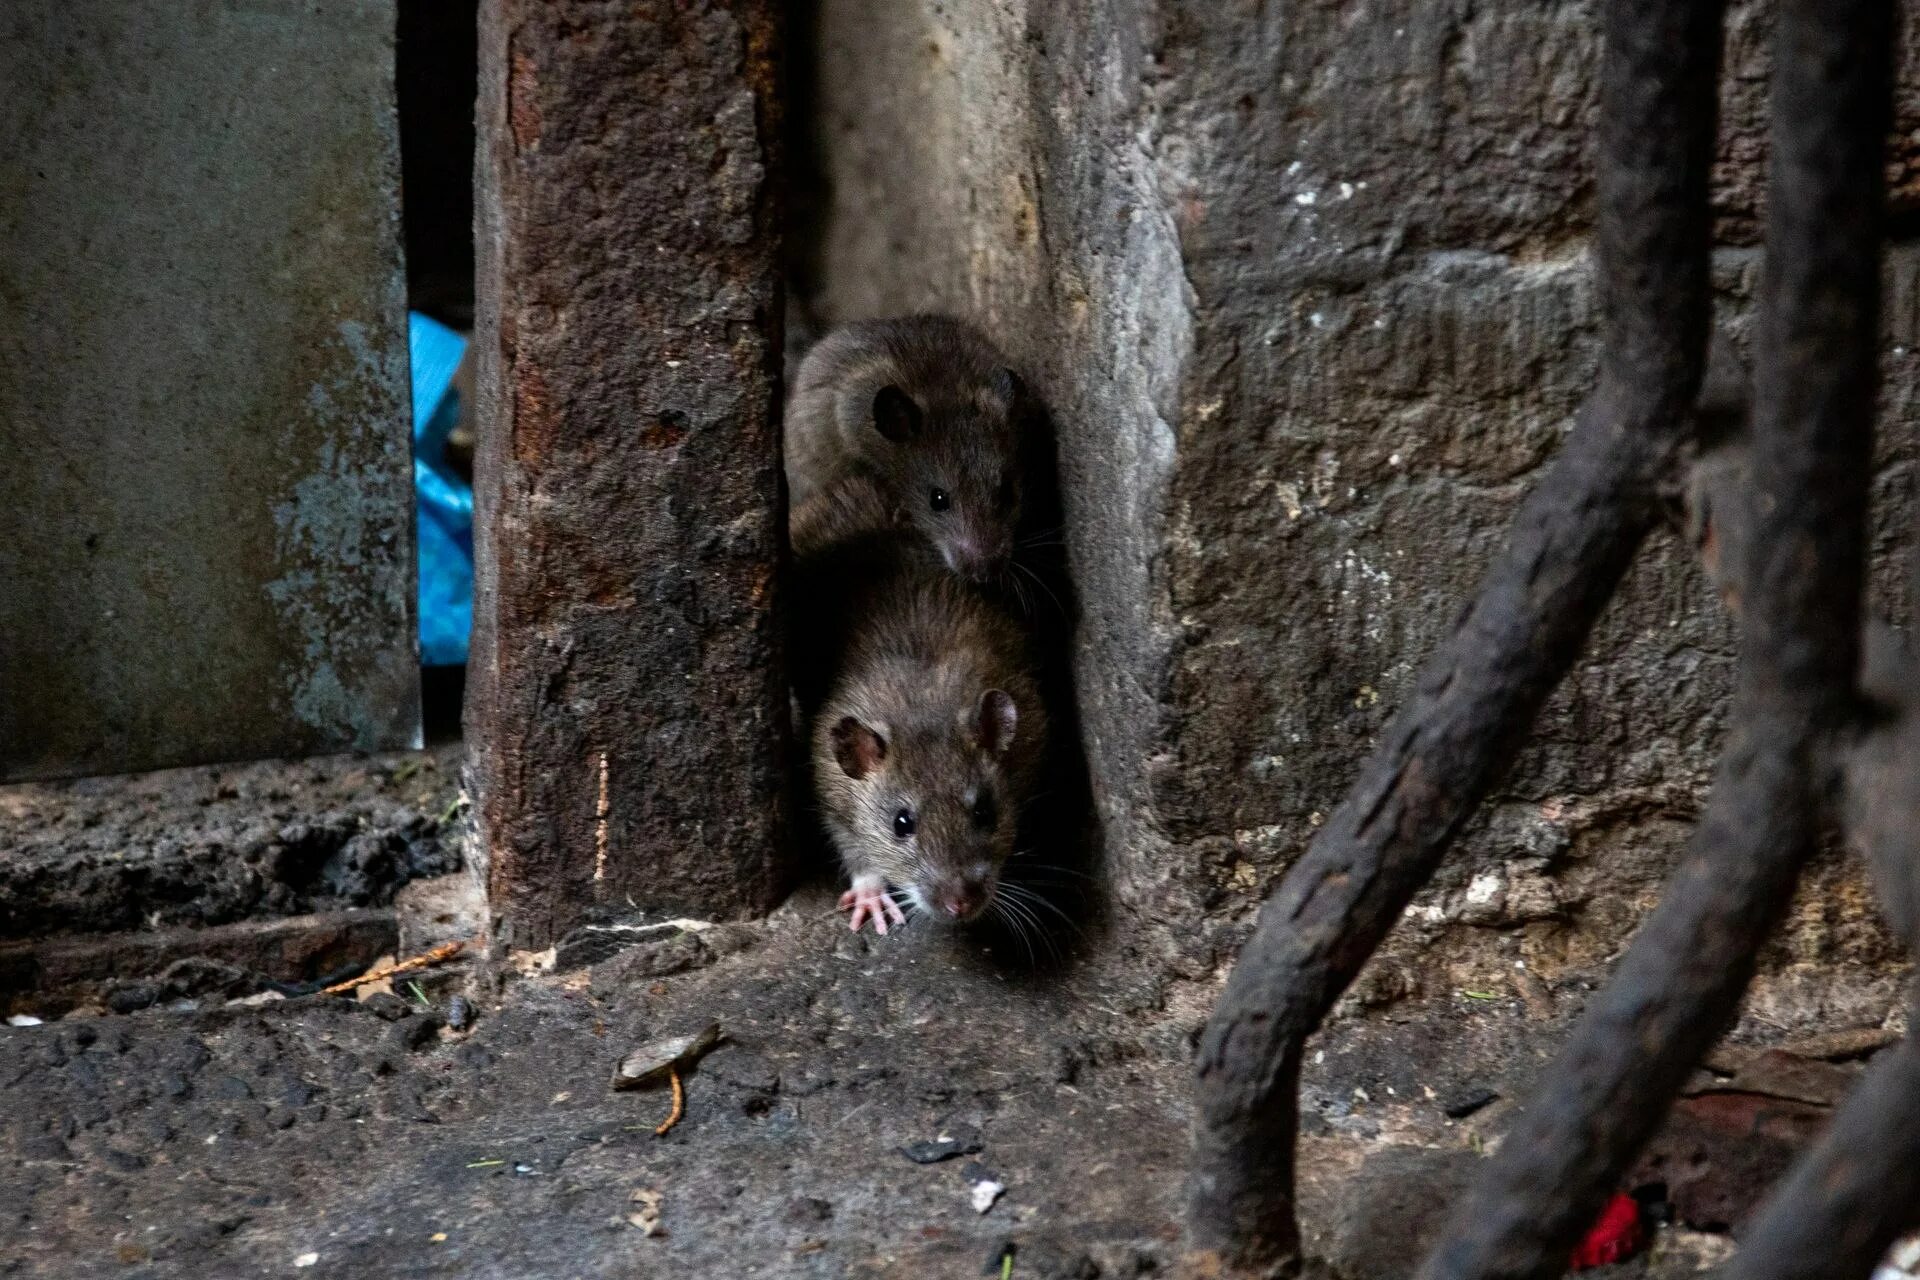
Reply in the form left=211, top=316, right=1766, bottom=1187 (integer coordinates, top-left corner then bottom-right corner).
left=1339, top=182, right=1355, bottom=200
left=1466, top=872, right=1503, bottom=906
left=1294, top=190, right=1318, bottom=207
left=1309, top=312, right=1325, bottom=328
left=6, top=1015, right=43, bottom=1027
left=294, top=1254, right=318, bottom=1269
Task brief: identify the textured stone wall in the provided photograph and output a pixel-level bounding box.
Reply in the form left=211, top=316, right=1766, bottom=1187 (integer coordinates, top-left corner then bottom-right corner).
left=803, top=0, right=1918, bottom=1025
left=470, top=0, right=790, bottom=951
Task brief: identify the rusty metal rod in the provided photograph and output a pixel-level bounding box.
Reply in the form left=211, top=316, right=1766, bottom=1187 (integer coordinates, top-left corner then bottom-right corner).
left=1184, top=0, right=1723, bottom=1269
left=1417, top=0, right=1891, bottom=1275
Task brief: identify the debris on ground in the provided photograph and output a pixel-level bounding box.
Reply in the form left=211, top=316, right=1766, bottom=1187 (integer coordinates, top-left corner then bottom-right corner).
left=1441, top=1089, right=1498, bottom=1120
left=629, top=1188, right=664, bottom=1237
left=1570, top=1191, right=1644, bottom=1271
left=964, top=1160, right=1006, bottom=1215
left=322, top=941, right=463, bottom=996
left=654, top=1065, right=686, bottom=1136
left=900, top=1126, right=985, bottom=1164
left=611, top=1022, right=722, bottom=1091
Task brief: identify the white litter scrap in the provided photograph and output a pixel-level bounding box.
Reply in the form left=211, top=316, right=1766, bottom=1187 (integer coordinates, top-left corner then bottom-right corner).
left=1876, top=1234, right=1920, bottom=1280
left=970, top=1178, right=1005, bottom=1215
left=6, top=1015, right=44, bottom=1027
left=628, top=1187, right=664, bottom=1236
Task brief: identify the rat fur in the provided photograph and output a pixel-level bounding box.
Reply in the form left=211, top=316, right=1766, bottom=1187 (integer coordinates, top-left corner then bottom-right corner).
left=785, top=315, right=1027, bottom=584
left=789, top=474, right=1045, bottom=934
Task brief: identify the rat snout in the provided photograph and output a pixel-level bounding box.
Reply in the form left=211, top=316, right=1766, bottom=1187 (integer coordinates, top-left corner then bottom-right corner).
left=930, top=874, right=993, bottom=922
left=943, top=532, right=1008, bottom=584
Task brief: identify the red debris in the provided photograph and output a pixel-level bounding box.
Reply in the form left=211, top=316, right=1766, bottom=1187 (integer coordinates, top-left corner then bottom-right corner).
left=1571, top=1192, right=1645, bottom=1270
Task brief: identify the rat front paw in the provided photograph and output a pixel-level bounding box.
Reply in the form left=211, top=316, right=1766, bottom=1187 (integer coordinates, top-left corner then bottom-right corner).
left=838, top=874, right=906, bottom=935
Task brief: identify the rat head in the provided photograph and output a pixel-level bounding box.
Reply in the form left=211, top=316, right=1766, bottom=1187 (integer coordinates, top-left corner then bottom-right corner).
left=826, top=688, right=1022, bottom=923
left=866, top=368, right=1023, bottom=583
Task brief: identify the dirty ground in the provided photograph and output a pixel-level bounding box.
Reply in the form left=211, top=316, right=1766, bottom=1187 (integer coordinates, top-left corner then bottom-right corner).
left=0, top=750, right=1899, bottom=1278
left=0, top=905, right=1802, bottom=1279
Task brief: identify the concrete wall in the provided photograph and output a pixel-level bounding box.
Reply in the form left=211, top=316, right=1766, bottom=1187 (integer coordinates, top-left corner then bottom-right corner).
left=0, top=0, right=419, bottom=781
left=801, top=0, right=1917, bottom=1026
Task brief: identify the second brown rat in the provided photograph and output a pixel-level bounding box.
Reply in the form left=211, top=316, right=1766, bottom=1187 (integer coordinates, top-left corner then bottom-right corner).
left=785, top=315, right=1027, bottom=584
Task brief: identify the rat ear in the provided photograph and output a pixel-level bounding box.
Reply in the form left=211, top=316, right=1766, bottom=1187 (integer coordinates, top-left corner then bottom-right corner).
left=872, top=385, right=921, bottom=442
left=989, top=366, right=1023, bottom=410
left=973, top=689, right=1018, bottom=756
left=830, top=716, right=887, bottom=779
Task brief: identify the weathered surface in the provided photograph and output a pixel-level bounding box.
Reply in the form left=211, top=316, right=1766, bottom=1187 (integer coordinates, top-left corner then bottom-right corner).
left=469, top=0, right=790, bottom=949
left=0, top=911, right=400, bottom=1018
left=0, top=0, right=419, bottom=781
left=804, top=0, right=1916, bottom=1006
left=0, top=883, right=1797, bottom=1280
left=0, top=745, right=462, bottom=945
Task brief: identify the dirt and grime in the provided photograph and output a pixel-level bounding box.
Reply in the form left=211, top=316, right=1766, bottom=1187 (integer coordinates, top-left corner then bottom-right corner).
left=3, top=748, right=1909, bottom=1278
left=1, top=874, right=1875, bottom=1279
left=0, top=746, right=464, bottom=944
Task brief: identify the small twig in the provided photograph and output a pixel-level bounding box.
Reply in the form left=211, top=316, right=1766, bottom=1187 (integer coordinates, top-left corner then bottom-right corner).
left=654, top=1065, right=685, bottom=1137
left=321, top=942, right=463, bottom=996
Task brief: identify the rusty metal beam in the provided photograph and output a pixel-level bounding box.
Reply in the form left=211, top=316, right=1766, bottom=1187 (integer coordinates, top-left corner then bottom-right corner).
left=1184, top=0, right=1724, bottom=1269
left=468, top=0, right=792, bottom=951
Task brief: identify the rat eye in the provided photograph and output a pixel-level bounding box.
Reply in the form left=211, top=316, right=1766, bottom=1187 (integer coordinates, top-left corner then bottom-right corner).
left=929, top=487, right=951, bottom=513
left=971, top=792, right=998, bottom=831
left=892, top=809, right=917, bottom=839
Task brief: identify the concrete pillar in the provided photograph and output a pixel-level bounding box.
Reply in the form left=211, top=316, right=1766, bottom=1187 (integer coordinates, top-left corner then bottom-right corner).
left=470, top=0, right=790, bottom=951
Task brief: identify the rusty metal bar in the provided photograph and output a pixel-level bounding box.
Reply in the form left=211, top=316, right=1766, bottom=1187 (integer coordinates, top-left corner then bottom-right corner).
left=1183, top=0, right=1723, bottom=1269
left=1417, top=0, right=1892, bottom=1274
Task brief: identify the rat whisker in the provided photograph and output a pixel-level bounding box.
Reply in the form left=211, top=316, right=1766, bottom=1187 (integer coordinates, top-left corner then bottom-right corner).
left=986, top=898, right=1036, bottom=966
left=998, top=881, right=1084, bottom=935
left=1013, top=561, right=1065, bottom=617
left=1006, top=856, right=1096, bottom=880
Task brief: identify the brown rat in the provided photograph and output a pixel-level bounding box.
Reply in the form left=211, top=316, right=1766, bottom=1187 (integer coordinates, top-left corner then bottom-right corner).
left=785, top=316, right=1027, bottom=584
left=791, top=475, right=1046, bottom=935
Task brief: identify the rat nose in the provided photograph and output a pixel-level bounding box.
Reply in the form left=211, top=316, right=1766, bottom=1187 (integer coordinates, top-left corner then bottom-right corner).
left=937, top=879, right=989, bottom=919
left=946, top=539, right=1000, bottom=584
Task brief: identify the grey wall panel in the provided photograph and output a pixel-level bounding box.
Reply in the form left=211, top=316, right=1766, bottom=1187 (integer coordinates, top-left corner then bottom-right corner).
left=0, top=0, right=419, bottom=780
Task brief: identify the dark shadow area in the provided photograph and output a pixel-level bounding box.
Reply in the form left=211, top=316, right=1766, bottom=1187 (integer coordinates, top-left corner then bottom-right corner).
left=397, top=0, right=478, bottom=329
left=974, top=397, right=1103, bottom=973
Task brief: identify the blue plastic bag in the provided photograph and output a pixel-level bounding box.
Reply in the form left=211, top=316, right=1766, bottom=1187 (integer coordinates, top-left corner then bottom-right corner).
left=409, top=313, right=472, bottom=667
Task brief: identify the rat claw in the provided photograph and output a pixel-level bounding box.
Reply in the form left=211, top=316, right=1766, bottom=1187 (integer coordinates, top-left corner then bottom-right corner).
left=841, top=876, right=896, bottom=935
left=886, top=897, right=907, bottom=926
